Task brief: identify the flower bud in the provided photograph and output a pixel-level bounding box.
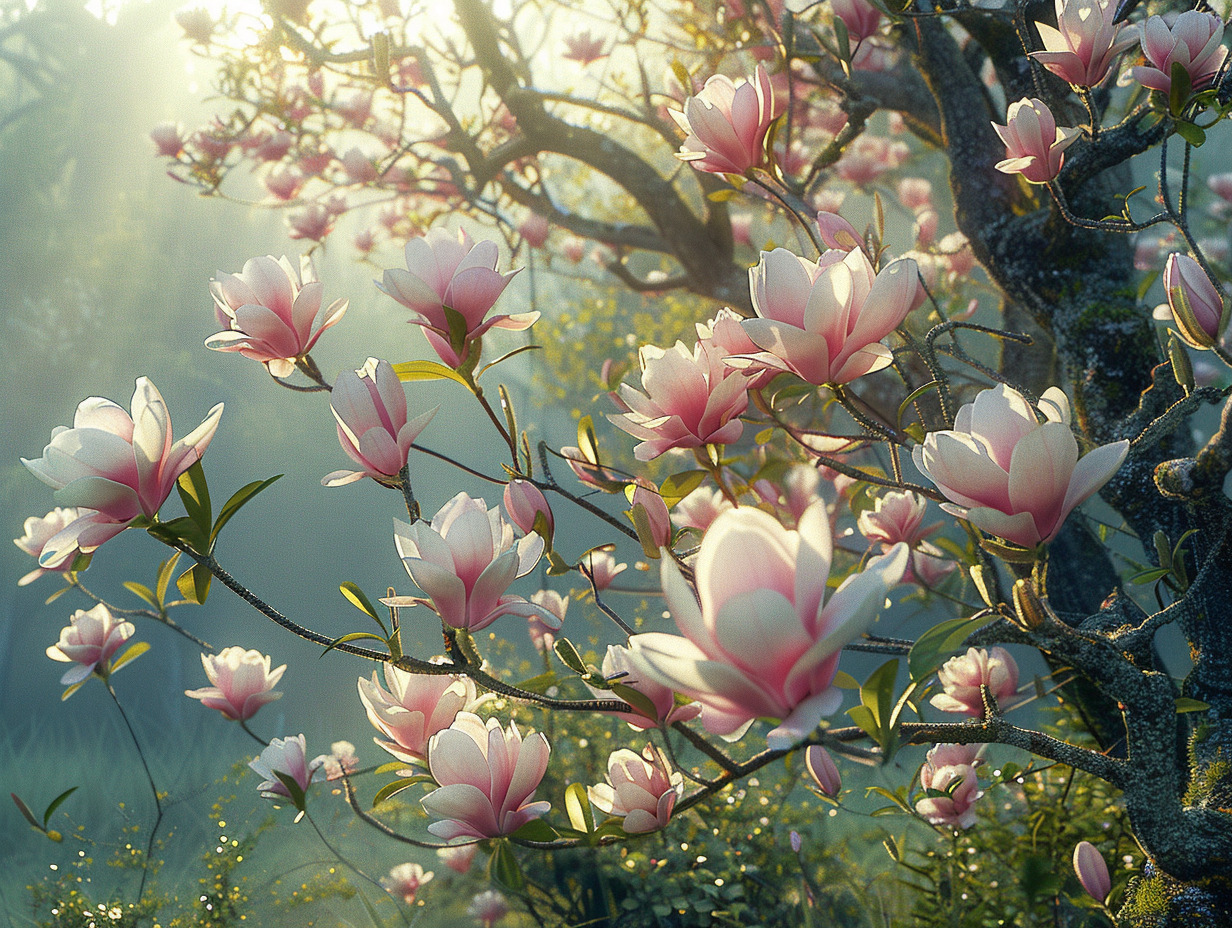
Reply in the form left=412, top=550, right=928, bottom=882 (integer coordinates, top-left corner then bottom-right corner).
left=504, top=479, right=554, bottom=542
left=805, top=745, right=842, bottom=797
left=1164, top=253, right=1227, bottom=350
left=1073, top=840, right=1111, bottom=903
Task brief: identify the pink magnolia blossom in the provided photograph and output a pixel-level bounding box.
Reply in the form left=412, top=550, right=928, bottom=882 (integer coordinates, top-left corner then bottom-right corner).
left=628, top=503, right=908, bottom=749
left=737, top=247, right=920, bottom=386
left=341, top=146, right=378, bottom=184
left=993, top=98, right=1081, bottom=184
left=805, top=744, right=842, bottom=797
left=1132, top=11, right=1227, bottom=94
left=208, top=255, right=347, bottom=377
left=249, top=734, right=324, bottom=806
left=674, top=486, right=734, bottom=533
left=437, top=843, right=477, bottom=873
left=930, top=647, right=1019, bottom=717
left=1163, top=252, right=1227, bottom=350
left=588, top=743, right=684, bottom=834
left=377, top=228, right=531, bottom=368
left=832, top=0, right=883, bottom=43
left=313, top=741, right=359, bottom=780
left=518, top=213, right=550, bottom=247
left=22, top=378, right=223, bottom=567
left=14, top=508, right=84, bottom=585
left=286, top=203, right=334, bottom=241
left=912, top=384, right=1129, bottom=548
left=857, top=490, right=938, bottom=548
left=264, top=169, right=305, bottom=201
left=1073, top=841, right=1112, bottom=902
left=393, top=493, right=551, bottom=632
left=1030, top=0, right=1138, bottom=87
left=381, top=862, right=433, bottom=906
left=696, top=309, right=777, bottom=390
left=815, top=210, right=864, bottom=252
left=185, top=647, right=285, bottom=721
left=672, top=64, right=781, bottom=176
left=609, top=339, right=750, bottom=460
left=323, top=358, right=436, bottom=487
left=359, top=661, right=484, bottom=767
left=528, top=590, right=567, bottom=653
left=588, top=644, right=702, bottom=730
left=915, top=742, right=984, bottom=830
left=562, top=29, right=607, bottom=64
left=582, top=549, right=627, bottom=591
left=150, top=122, right=184, bottom=157
left=731, top=211, right=754, bottom=247
left=468, top=890, right=510, bottom=927
left=421, top=712, right=551, bottom=840
left=503, top=480, right=554, bottom=539
left=252, top=129, right=293, bottom=162
left=46, top=604, right=135, bottom=686
left=897, top=178, right=933, bottom=213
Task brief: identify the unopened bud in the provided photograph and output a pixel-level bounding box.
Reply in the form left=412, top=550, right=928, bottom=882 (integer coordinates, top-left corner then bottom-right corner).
left=1073, top=840, right=1111, bottom=903
left=1011, top=579, right=1047, bottom=630
left=805, top=745, right=842, bottom=797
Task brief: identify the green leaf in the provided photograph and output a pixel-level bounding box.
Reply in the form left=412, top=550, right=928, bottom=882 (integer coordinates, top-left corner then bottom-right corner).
left=123, top=582, right=159, bottom=609
left=340, top=582, right=386, bottom=633
left=1176, top=697, right=1210, bottom=713
left=754, top=427, right=775, bottom=445
left=1174, top=121, right=1207, bottom=146
left=1137, top=268, right=1161, bottom=302
left=488, top=841, right=525, bottom=892
left=41, top=787, right=78, bottom=829
left=515, top=671, right=560, bottom=694
left=320, top=631, right=389, bottom=658
left=110, top=641, right=150, bottom=675
left=372, top=776, right=431, bottom=807
left=859, top=659, right=899, bottom=742
left=897, top=381, right=939, bottom=427
left=831, top=14, right=852, bottom=76
left=176, top=459, right=212, bottom=536
left=577, top=415, right=601, bottom=466
left=610, top=682, right=660, bottom=722
left=11, top=793, right=43, bottom=831
left=176, top=563, right=212, bottom=604
left=272, top=770, right=307, bottom=812
left=442, top=305, right=470, bottom=361
left=670, top=59, right=692, bottom=94
left=707, top=188, right=738, bottom=202
left=150, top=516, right=210, bottom=556
left=511, top=819, right=559, bottom=842
left=210, top=475, right=282, bottom=547
left=155, top=553, right=180, bottom=605
left=565, top=782, right=595, bottom=834
left=1169, top=61, right=1193, bottom=117
left=908, top=616, right=981, bottom=681
left=659, top=470, right=708, bottom=508
left=477, top=344, right=541, bottom=379
left=554, top=638, right=589, bottom=675
left=627, top=502, right=663, bottom=559
left=391, top=359, right=470, bottom=388
left=846, top=704, right=880, bottom=742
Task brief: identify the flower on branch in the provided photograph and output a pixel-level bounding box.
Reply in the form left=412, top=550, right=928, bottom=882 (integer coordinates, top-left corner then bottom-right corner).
left=628, top=503, right=908, bottom=749
left=912, top=384, right=1129, bottom=549
left=993, top=98, right=1080, bottom=185
left=1131, top=11, right=1227, bottom=94
left=588, top=743, right=684, bottom=834
left=46, top=604, right=134, bottom=686
left=358, top=661, right=486, bottom=768
left=421, top=712, right=551, bottom=841
left=915, top=743, right=984, bottom=830
left=22, top=378, right=223, bottom=567
left=930, top=647, right=1019, bottom=717
left=14, top=508, right=84, bottom=585
left=185, top=646, right=285, bottom=721
left=207, top=254, right=348, bottom=377
left=1029, top=0, right=1138, bottom=88
left=249, top=734, right=323, bottom=810
left=672, top=64, right=781, bottom=176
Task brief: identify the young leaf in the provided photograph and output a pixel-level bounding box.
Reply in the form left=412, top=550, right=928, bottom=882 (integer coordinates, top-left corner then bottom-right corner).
left=659, top=470, right=708, bottom=508
left=155, top=553, right=181, bottom=606
left=41, top=787, right=79, bottom=828
left=510, top=818, right=559, bottom=842
left=123, top=582, right=159, bottom=609
left=391, top=359, right=470, bottom=388
left=340, top=582, right=386, bottom=633
left=211, top=475, right=283, bottom=547
left=488, top=841, right=525, bottom=892
left=110, top=641, right=150, bottom=675
left=176, top=563, right=212, bottom=604
left=320, top=631, right=389, bottom=658
left=176, top=459, right=212, bottom=536
left=372, top=776, right=431, bottom=808
left=565, top=781, right=596, bottom=834
left=908, top=616, right=981, bottom=681
left=11, top=793, right=43, bottom=831
left=554, top=638, right=589, bottom=675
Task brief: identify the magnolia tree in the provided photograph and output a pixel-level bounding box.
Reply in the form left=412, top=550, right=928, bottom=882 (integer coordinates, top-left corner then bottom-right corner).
left=13, top=0, right=1232, bottom=924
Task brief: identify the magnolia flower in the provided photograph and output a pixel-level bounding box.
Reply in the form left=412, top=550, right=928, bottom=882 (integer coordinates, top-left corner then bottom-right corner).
left=381, top=862, right=433, bottom=906
left=468, top=890, right=510, bottom=927
left=832, top=0, right=883, bottom=43
left=437, top=843, right=477, bottom=874
left=915, top=743, right=984, bottom=830
left=1073, top=841, right=1112, bottom=902
left=503, top=480, right=554, bottom=540
left=588, top=744, right=684, bottom=834
left=673, top=486, right=734, bottom=533
left=588, top=644, right=702, bottom=730
left=930, top=647, right=1019, bottom=717
left=857, top=490, right=938, bottom=548
left=528, top=590, right=567, bottom=653
left=1163, top=253, right=1227, bottom=350
left=377, top=228, right=530, bottom=368
left=393, top=494, right=552, bottom=632
left=421, top=713, right=551, bottom=840
left=672, top=64, right=780, bottom=176
left=358, top=661, right=484, bottom=767
left=249, top=734, right=323, bottom=807
left=912, top=384, right=1129, bottom=548
left=627, top=480, right=672, bottom=551
left=738, top=247, right=920, bottom=386
left=628, top=503, right=908, bottom=748
left=14, top=508, right=83, bottom=585
left=1131, top=11, right=1227, bottom=94
left=185, top=647, right=285, bottom=721
left=323, top=358, right=437, bottom=486
left=518, top=213, right=550, bottom=247
left=149, top=122, right=184, bottom=157
left=1030, top=0, right=1138, bottom=87
left=46, top=605, right=134, bottom=686
left=22, top=378, right=224, bottom=567
left=207, top=255, right=347, bottom=377
left=562, top=29, right=606, bottom=64
left=609, top=339, right=750, bottom=460
left=993, top=98, right=1081, bottom=184
left=582, top=549, right=627, bottom=591
left=314, top=741, right=360, bottom=780
left=805, top=745, right=842, bottom=797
